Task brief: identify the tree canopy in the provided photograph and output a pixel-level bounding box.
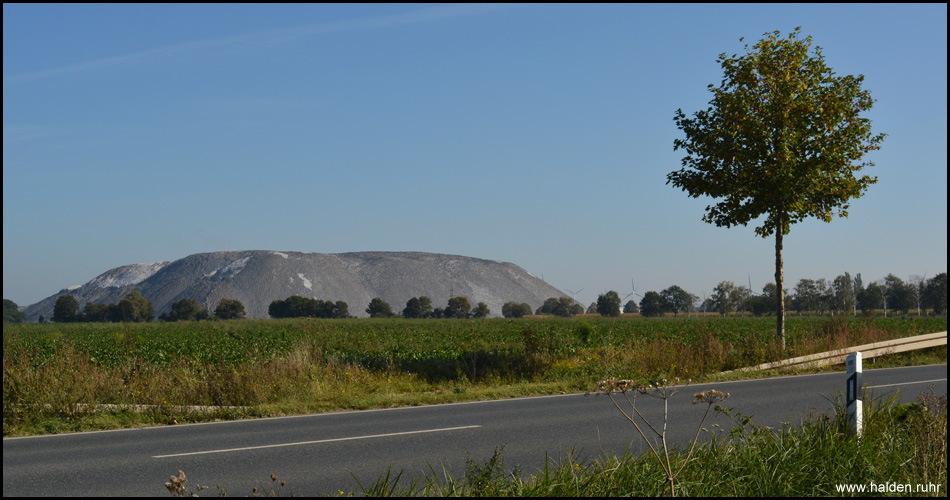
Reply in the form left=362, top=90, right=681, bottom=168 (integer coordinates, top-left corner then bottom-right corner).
left=117, top=291, right=154, bottom=322
left=639, top=291, right=665, bottom=318
left=668, top=27, right=885, bottom=348
left=536, top=297, right=576, bottom=317
left=161, top=298, right=208, bottom=322
left=215, top=298, right=246, bottom=320
left=366, top=298, right=395, bottom=318
left=269, top=296, right=348, bottom=319
left=596, top=291, right=622, bottom=317
left=444, top=296, right=471, bottom=319
left=402, top=296, right=433, bottom=318
left=471, top=302, right=490, bottom=319
left=3, top=299, right=26, bottom=323
left=53, top=294, right=81, bottom=323
left=502, top=301, right=532, bottom=318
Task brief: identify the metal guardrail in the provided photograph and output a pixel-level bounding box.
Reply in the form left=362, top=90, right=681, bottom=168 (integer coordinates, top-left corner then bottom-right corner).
left=730, top=331, right=947, bottom=372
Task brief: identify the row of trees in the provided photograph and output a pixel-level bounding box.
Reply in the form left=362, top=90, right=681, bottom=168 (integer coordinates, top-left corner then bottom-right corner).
left=268, top=296, right=349, bottom=319
left=11, top=270, right=944, bottom=324
left=48, top=292, right=246, bottom=323
left=697, top=273, right=947, bottom=317
left=52, top=291, right=155, bottom=323
left=366, top=296, right=492, bottom=319
left=159, top=298, right=246, bottom=321
left=544, top=272, right=947, bottom=319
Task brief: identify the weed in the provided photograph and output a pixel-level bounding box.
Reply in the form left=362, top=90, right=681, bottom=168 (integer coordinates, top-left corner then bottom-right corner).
left=596, top=377, right=729, bottom=496
left=164, top=470, right=205, bottom=497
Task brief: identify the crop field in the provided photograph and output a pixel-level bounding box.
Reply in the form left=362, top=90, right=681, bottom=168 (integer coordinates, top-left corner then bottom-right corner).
left=3, top=315, right=946, bottom=436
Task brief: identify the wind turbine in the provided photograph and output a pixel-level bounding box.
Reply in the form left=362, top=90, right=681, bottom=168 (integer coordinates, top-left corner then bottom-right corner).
left=564, top=287, right=584, bottom=303
left=744, top=274, right=758, bottom=317
left=627, top=279, right=643, bottom=300
left=622, top=279, right=642, bottom=307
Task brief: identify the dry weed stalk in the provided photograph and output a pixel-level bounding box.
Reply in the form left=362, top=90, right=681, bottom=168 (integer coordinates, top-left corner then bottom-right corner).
left=597, top=378, right=729, bottom=497
left=165, top=470, right=205, bottom=497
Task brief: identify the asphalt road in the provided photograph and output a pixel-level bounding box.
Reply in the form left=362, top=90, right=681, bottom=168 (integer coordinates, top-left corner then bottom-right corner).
left=3, top=364, right=946, bottom=496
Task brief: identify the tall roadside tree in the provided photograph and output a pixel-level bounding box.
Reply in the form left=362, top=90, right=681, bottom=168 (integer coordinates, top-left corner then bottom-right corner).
left=668, top=27, right=885, bottom=349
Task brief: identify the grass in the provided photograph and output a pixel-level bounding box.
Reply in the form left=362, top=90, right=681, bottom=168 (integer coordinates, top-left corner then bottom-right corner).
left=3, top=315, right=946, bottom=436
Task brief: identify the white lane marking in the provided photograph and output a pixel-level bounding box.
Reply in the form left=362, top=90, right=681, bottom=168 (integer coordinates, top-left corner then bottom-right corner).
left=152, top=425, right=481, bottom=458
left=867, top=378, right=947, bottom=389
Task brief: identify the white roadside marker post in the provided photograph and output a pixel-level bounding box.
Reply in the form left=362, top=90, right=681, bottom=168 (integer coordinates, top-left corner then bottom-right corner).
left=846, top=351, right=863, bottom=436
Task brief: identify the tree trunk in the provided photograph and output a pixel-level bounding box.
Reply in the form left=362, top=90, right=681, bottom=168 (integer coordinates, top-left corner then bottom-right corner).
left=775, top=215, right=786, bottom=351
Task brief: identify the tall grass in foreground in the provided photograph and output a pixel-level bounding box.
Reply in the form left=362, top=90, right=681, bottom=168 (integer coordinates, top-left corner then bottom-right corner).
left=4, top=316, right=946, bottom=436
left=354, top=388, right=947, bottom=497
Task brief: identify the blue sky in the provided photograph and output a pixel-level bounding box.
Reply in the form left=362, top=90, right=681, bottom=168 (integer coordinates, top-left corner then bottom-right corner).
left=3, top=4, right=947, bottom=308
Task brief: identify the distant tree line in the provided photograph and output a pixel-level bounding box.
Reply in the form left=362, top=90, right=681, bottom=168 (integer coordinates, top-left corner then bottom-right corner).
left=536, top=271, right=946, bottom=319
left=46, top=292, right=247, bottom=323
left=10, top=271, right=944, bottom=323
left=689, top=272, right=946, bottom=317
left=366, top=295, right=491, bottom=319
left=534, top=297, right=585, bottom=317
left=268, top=296, right=350, bottom=319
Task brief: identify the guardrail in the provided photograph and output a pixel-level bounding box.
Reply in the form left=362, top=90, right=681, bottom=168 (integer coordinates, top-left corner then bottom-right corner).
left=729, top=331, right=947, bottom=372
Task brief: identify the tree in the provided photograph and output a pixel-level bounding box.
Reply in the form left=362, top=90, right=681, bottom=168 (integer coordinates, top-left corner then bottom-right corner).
left=623, top=300, right=639, bottom=314
left=750, top=283, right=781, bottom=316
left=832, top=273, right=855, bottom=316
left=536, top=298, right=559, bottom=315
left=215, top=298, right=246, bottom=320
left=53, top=294, right=81, bottom=323
left=922, top=273, right=947, bottom=315
left=728, top=286, right=752, bottom=316
left=116, top=291, right=154, bottom=322
left=536, top=297, right=574, bottom=317
left=502, top=301, right=531, bottom=318
left=403, top=296, right=433, bottom=318
left=269, top=295, right=302, bottom=318
left=3, top=299, right=26, bottom=323
left=333, top=300, right=349, bottom=319
left=366, top=298, right=395, bottom=318
left=445, top=296, right=471, bottom=319
left=472, top=302, right=490, bottom=319
left=668, top=27, right=885, bottom=349
left=639, top=291, right=665, bottom=317
left=660, top=285, right=694, bottom=316
left=596, top=291, right=622, bottom=317
left=857, top=282, right=884, bottom=315
left=161, top=298, right=208, bottom=322
left=710, top=281, right=737, bottom=316
left=81, top=302, right=109, bottom=322
left=268, top=295, right=346, bottom=319
left=793, top=278, right=820, bottom=314
left=883, top=274, right=914, bottom=315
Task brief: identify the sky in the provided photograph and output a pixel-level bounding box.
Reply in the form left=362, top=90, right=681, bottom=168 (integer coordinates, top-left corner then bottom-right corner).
left=3, top=4, right=947, bottom=309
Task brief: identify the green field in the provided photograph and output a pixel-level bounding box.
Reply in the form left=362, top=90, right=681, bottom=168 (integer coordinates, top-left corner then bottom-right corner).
left=3, top=315, right=946, bottom=436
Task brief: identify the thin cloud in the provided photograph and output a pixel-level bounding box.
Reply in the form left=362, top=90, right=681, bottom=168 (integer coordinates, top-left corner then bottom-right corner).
left=3, top=4, right=507, bottom=86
